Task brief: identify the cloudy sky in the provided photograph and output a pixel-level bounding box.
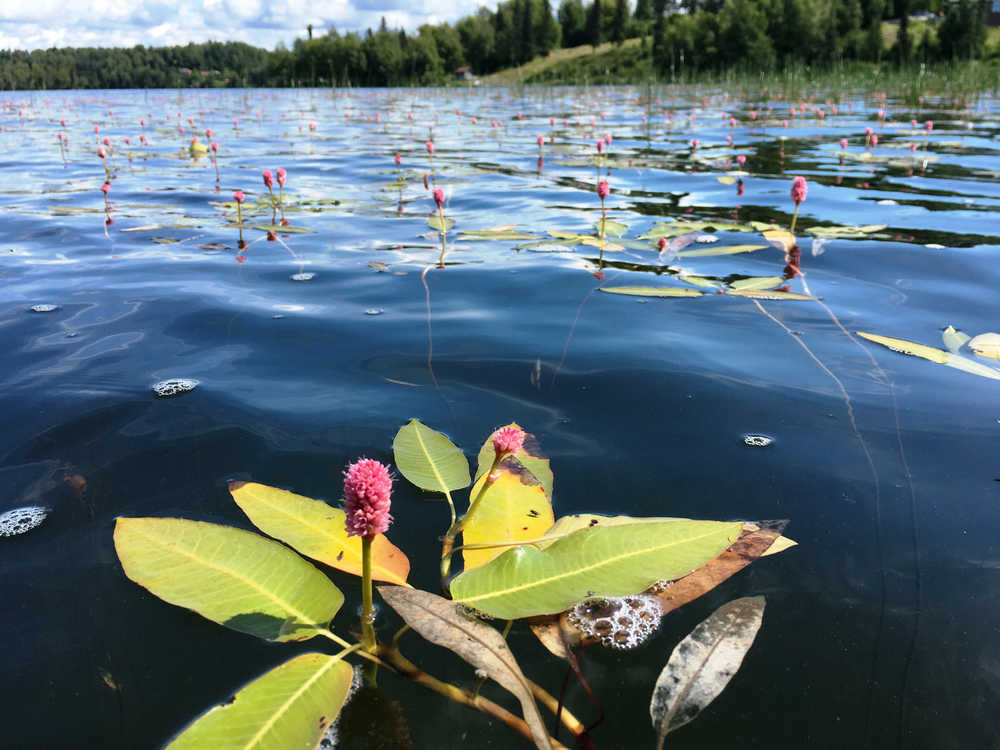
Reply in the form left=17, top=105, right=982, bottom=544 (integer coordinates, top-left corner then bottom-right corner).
left=0, top=0, right=495, bottom=51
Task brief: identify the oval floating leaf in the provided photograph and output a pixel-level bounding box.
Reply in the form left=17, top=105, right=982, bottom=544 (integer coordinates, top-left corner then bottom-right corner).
left=114, top=517, right=343, bottom=641
left=461, top=459, right=555, bottom=570
left=858, top=331, right=1000, bottom=380
left=726, top=289, right=818, bottom=301
left=393, top=419, right=471, bottom=493
left=676, top=244, right=767, bottom=258
left=250, top=225, right=315, bottom=234
left=599, top=286, right=703, bottom=298
left=650, top=596, right=765, bottom=748
left=166, top=652, right=354, bottom=750
left=728, top=276, right=783, bottom=291
left=229, top=482, right=409, bottom=586
left=451, top=520, right=742, bottom=620
left=595, top=218, right=628, bottom=237
left=427, top=215, right=455, bottom=231
left=378, top=587, right=552, bottom=750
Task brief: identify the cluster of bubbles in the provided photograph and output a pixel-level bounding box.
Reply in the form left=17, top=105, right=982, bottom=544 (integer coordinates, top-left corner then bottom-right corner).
left=152, top=379, right=199, bottom=398
left=568, top=593, right=663, bottom=650
left=0, top=506, right=48, bottom=537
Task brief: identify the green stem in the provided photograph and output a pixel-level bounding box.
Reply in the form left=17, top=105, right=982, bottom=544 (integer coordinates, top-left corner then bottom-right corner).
left=440, top=452, right=504, bottom=593
left=361, top=536, right=376, bottom=653
left=790, top=202, right=801, bottom=235
left=599, top=199, right=607, bottom=265
left=437, top=205, right=447, bottom=266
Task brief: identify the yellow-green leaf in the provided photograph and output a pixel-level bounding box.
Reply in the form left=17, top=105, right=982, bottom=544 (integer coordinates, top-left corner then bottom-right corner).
left=762, top=229, right=795, bottom=253
left=166, top=652, right=354, bottom=750
left=761, top=536, right=798, bottom=556
left=250, top=225, right=315, bottom=234
left=969, top=333, right=1000, bottom=361
left=427, top=215, right=455, bottom=231
left=461, top=460, right=555, bottom=570
left=450, top=520, right=742, bottom=619
left=393, top=419, right=470, bottom=493
left=726, top=289, right=818, bottom=301
left=114, top=517, right=343, bottom=641
left=595, top=218, right=628, bottom=237
left=858, top=331, right=1000, bottom=381
left=599, top=286, right=703, bottom=298
left=729, top=276, right=783, bottom=291
left=229, top=482, right=410, bottom=586
left=676, top=244, right=767, bottom=258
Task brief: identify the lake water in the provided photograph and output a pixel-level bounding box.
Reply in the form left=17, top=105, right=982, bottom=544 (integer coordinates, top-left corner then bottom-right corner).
left=2, top=86, right=999, bottom=749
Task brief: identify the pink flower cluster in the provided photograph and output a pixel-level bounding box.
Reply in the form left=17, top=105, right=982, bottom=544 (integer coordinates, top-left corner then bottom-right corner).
left=597, top=180, right=610, bottom=200
left=493, top=426, right=525, bottom=457
left=791, top=176, right=807, bottom=205
left=343, top=458, right=394, bottom=538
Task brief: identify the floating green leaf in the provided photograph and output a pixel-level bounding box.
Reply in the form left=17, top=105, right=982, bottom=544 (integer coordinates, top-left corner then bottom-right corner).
left=450, top=520, right=742, bottom=619
left=726, top=289, right=818, bottom=301
left=650, top=597, right=765, bottom=749
left=729, top=276, right=783, bottom=291
left=229, top=482, right=410, bottom=586
left=595, top=218, right=628, bottom=237
left=393, top=419, right=471, bottom=493
left=599, top=286, right=704, bottom=298
left=639, top=220, right=753, bottom=240
left=250, top=224, right=315, bottom=234
left=858, top=331, right=1000, bottom=381
left=379, top=587, right=552, bottom=749
left=166, top=652, right=354, bottom=750
left=114, top=517, right=343, bottom=641
left=427, top=215, right=455, bottom=231
left=969, top=333, right=1000, bottom=361
left=676, top=244, right=767, bottom=258
left=807, top=224, right=886, bottom=238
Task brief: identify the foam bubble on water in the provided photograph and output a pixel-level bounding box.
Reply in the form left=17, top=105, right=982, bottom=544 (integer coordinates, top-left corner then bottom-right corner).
left=364, top=308, right=384, bottom=316
left=695, top=234, right=719, bottom=243
left=568, top=594, right=662, bottom=650
left=318, top=666, right=362, bottom=749
left=744, top=434, right=773, bottom=447
left=30, top=304, right=59, bottom=313
left=152, top=379, right=199, bottom=398
left=0, top=506, right=48, bottom=537
left=290, top=272, right=315, bottom=281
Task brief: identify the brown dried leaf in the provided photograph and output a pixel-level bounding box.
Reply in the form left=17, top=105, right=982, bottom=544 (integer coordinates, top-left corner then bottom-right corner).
left=378, top=586, right=552, bottom=750
left=529, top=521, right=785, bottom=659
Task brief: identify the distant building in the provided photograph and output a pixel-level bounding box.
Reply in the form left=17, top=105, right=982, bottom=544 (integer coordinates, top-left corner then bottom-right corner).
left=455, top=66, right=478, bottom=83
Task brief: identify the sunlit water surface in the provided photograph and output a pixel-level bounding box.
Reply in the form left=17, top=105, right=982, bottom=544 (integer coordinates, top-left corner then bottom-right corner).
left=2, top=86, right=999, bottom=749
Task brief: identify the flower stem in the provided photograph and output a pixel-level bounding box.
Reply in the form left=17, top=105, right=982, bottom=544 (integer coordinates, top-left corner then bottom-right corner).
left=437, top=205, right=447, bottom=266
left=790, top=202, right=801, bottom=235
left=599, top=198, right=607, bottom=265
left=361, top=536, right=376, bottom=653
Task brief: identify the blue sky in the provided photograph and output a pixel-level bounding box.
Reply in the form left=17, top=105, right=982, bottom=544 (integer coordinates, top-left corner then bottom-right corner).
left=0, top=0, right=495, bottom=51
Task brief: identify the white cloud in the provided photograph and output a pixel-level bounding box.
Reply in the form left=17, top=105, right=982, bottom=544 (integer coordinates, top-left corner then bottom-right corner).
left=0, top=0, right=500, bottom=51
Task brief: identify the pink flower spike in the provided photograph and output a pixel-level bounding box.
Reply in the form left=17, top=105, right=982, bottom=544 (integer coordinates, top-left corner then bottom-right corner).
left=870, top=134, right=879, bottom=146
left=94, top=125, right=99, bottom=134
left=262, top=170, right=274, bottom=189
left=276, top=168, right=286, bottom=186
left=98, top=146, right=106, bottom=159
left=597, top=180, right=610, bottom=200
left=343, top=458, right=393, bottom=539
left=493, top=426, right=525, bottom=457
left=691, top=138, right=699, bottom=149
left=840, top=138, right=848, bottom=149
left=395, top=153, right=402, bottom=165
left=433, top=188, right=445, bottom=209
left=206, top=128, right=212, bottom=138
left=211, top=141, right=218, bottom=152
left=124, top=137, right=130, bottom=145
left=103, top=137, right=110, bottom=147
left=657, top=237, right=667, bottom=252
left=426, top=140, right=434, bottom=154
left=737, top=154, right=746, bottom=166
left=926, top=120, right=933, bottom=131
left=791, top=176, right=808, bottom=205
left=597, top=140, right=604, bottom=153
left=232, top=190, right=245, bottom=204
left=100, top=182, right=110, bottom=195
left=537, top=134, right=544, bottom=146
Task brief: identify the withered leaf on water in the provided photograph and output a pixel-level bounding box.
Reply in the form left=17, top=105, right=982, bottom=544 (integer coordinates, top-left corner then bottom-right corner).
left=650, top=596, right=765, bottom=748
left=377, top=586, right=552, bottom=750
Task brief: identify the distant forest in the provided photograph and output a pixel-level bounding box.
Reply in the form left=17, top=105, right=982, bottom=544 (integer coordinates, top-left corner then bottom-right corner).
left=0, top=0, right=991, bottom=89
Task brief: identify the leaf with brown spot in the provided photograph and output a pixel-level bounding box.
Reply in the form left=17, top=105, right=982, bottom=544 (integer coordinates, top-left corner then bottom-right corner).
left=529, top=521, right=786, bottom=658
left=474, top=423, right=553, bottom=500
left=378, top=587, right=552, bottom=750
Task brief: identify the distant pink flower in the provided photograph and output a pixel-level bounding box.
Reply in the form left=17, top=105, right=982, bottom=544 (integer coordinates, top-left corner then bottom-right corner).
left=211, top=141, right=218, bottom=152
left=840, top=138, right=848, bottom=149
left=597, top=140, right=604, bottom=153
left=100, top=182, right=110, bottom=195
left=97, top=146, right=106, bottom=159
left=309, top=122, right=317, bottom=131
left=691, top=138, right=698, bottom=149
left=433, top=188, right=445, bottom=209
left=60, top=118, right=66, bottom=127
left=597, top=180, right=610, bottom=200
left=426, top=140, right=434, bottom=154
left=343, top=458, right=393, bottom=538
left=232, top=190, right=245, bottom=204
left=205, top=128, right=212, bottom=138
left=493, top=426, right=525, bottom=457
left=103, top=137, right=110, bottom=147
left=262, top=170, right=274, bottom=189
left=394, top=153, right=402, bottom=165
left=276, top=168, right=286, bottom=186
left=537, top=134, right=544, bottom=146
left=791, top=176, right=807, bottom=205
left=140, top=119, right=145, bottom=127
left=909, top=142, right=917, bottom=152
left=737, top=154, right=746, bottom=166
left=657, top=237, right=667, bottom=252
left=605, top=134, right=612, bottom=145
left=94, top=125, right=99, bottom=134
left=124, top=137, right=130, bottom=145
left=925, top=120, right=933, bottom=131
left=139, top=134, right=146, bottom=144
left=865, top=127, right=873, bottom=136
left=870, top=134, right=879, bottom=146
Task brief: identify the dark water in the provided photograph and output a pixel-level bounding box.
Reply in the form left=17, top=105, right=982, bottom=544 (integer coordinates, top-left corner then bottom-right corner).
left=2, top=86, right=999, bottom=749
